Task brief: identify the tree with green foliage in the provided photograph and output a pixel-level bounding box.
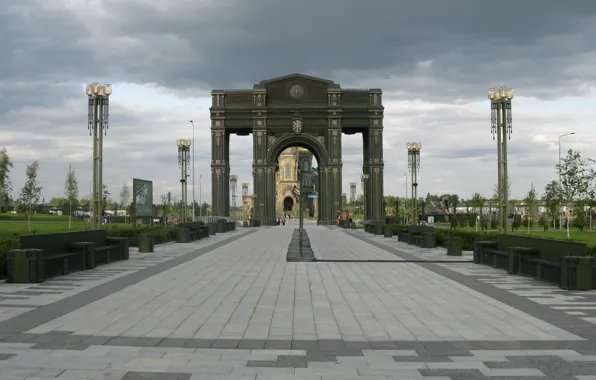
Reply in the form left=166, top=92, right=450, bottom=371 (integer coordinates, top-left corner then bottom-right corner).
left=523, top=182, right=538, bottom=235
left=470, top=193, right=485, bottom=214
left=449, top=194, right=459, bottom=214
left=449, top=215, right=457, bottom=230
left=64, top=164, right=79, bottom=229
left=101, top=184, right=110, bottom=217
left=18, top=161, right=43, bottom=232
left=539, top=213, right=548, bottom=231
left=558, top=149, right=591, bottom=240
left=586, top=187, right=596, bottom=232
left=119, top=183, right=131, bottom=223
left=0, top=148, right=13, bottom=213
left=542, top=180, right=562, bottom=230
left=573, top=202, right=587, bottom=231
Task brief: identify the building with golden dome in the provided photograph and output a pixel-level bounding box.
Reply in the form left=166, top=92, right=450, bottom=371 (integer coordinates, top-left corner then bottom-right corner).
left=240, top=147, right=318, bottom=220
left=275, top=147, right=317, bottom=219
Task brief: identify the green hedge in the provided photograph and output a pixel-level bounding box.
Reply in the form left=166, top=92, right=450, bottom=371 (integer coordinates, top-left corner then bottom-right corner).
left=0, top=225, right=177, bottom=279
left=385, top=224, right=497, bottom=251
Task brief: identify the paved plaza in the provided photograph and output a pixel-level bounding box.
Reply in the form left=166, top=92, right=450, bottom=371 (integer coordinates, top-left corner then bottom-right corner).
left=1, top=223, right=596, bottom=379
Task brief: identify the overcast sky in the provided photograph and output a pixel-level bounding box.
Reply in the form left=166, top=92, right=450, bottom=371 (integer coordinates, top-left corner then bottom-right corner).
left=2, top=0, right=596, bottom=205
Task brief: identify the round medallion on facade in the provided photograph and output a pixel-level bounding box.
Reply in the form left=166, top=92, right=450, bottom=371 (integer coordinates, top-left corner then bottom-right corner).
left=289, top=84, right=305, bottom=99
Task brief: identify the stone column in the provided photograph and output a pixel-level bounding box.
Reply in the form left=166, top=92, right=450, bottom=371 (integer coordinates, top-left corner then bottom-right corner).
left=265, top=165, right=276, bottom=225
left=368, top=90, right=384, bottom=224
left=211, top=129, right=228, bottom=217
left=327, top=110, right=342, bottom=224
left=362, top=132, right=370, bottom=221
left=252, top=118, right=268, bottom=224
left=368, top=128, right=384, bottom=223
left=319, top=166, right=330, bottom=223
left=210, top=92, right=227, bottom=217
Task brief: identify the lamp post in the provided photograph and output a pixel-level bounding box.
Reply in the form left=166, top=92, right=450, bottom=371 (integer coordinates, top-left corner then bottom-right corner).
left=189, top=121, right=196, bottom=221
left=199, top=174, right=202, bottom=216
left=361, top=174, right=369, bottom=220
left=404, top=172, right=408, bottom=224
left=177, top=139, right=191, bottom=222
left=559, top=132, right=575, bottom=229
left=489, top=87, right=514, bottom=234
left=407, top=143, right=421, bottom=225
left=86, top=82, right=112, bottom=229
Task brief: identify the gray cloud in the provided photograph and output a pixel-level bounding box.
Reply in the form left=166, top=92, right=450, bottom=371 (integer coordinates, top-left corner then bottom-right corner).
left=1, top=0, right=596, bottom=205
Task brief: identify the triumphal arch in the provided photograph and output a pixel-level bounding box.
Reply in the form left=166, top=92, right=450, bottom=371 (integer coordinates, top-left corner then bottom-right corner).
left=210, top=73, right=384, bottom=225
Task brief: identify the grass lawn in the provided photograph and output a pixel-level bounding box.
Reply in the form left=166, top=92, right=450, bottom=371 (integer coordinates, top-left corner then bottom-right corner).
left=508, top=230, right=596, bottom=246
left=0, top=213, right=77, bottom=223
left=0, top=213, right=135, bottom=239
left=441, top=224, right=596, bottom=247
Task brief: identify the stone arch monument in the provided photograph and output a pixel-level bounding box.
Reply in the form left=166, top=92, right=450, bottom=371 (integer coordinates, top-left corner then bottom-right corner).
left=210, top=73, right=384, bottom=225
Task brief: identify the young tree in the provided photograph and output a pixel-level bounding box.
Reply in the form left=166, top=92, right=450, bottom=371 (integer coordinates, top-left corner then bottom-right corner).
left=449, top=194, right=459, bottom=214
left=18, top=161, right=43, bottom=232
left=558, top=149, right=591, bottom=240
left=542, top=181, right=562, bottom=230
left=523, top=182, right=538, bottom=235
left=101, top=185, right=110, bottom=218
left=0, top=148, right=13, bottom=213
left=470, top=192, right=485, bottom=231
left=119, top=183, right=131, bottom=223
left=64, top=164, right=79, bottom=229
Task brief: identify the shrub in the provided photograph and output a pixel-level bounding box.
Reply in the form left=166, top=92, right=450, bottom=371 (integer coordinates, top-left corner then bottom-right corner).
left=434, top=229, right=497, bottom=250
left=104, top=225, right=176, bottom=247
left=0, top=225, right=178, bottom=279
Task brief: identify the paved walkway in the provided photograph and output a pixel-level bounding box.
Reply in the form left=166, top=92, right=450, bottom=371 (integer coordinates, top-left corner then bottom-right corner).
left=0, top=223, right=596, bottom=379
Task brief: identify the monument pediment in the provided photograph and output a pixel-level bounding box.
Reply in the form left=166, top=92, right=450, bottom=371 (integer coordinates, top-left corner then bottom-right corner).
left=254, top=73, right=340, bottom=105
left=255, top=73, right=337, bottom=88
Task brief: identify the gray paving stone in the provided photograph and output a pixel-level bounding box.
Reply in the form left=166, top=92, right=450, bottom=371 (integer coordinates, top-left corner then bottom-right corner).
left=123, top=371, right=190, bottom=380
left=264, top=340, right=291, bottom=350
left=4, top=224, right=596, bottom=378
left=247, top=359, right=306, bottom=368
left=392, top=355, right=453, bottom=362
left=0, top=230, right=256, bottom=337
left=106, top=336, right=164, bottom=347
left=238, top=339, right=266, bottom=349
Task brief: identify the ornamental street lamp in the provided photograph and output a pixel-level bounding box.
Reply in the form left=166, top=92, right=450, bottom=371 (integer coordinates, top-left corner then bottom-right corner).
left=189, top=121, right=197, bottom=221
left=407, top=142, right=421, bottom=224
left=361, top=174, right=369, bottom=220
left=489, top=87, right=514, bottom=234
left=86, top=82, right=112, bottom=229
left=558, top=132, right=575, bottom=229
left=177, top=139, right=191, bottom=221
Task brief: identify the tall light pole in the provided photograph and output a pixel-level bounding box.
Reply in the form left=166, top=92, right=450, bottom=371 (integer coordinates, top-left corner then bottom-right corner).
left=199, top=174, right=202, bottom=216
left=559, top=132, right=575, bottom=229
left=190, top=121, right=196, bottom=221
left=86, top=82, right=112, bottom=229
left=407, top=143, right=421, bottom=225
left=489, top=87, right=514, bottom=234
left=177, top=139, right=191, bottom=221
left=404, top=172, right=408, bottom=224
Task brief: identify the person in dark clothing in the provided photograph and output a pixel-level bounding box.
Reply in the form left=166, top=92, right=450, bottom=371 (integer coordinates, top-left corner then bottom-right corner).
left=277, top=218, right=280, bottom=226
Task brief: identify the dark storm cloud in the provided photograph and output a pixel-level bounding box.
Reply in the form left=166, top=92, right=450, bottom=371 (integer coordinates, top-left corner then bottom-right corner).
left=2, top=0, right=596, bottom=100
